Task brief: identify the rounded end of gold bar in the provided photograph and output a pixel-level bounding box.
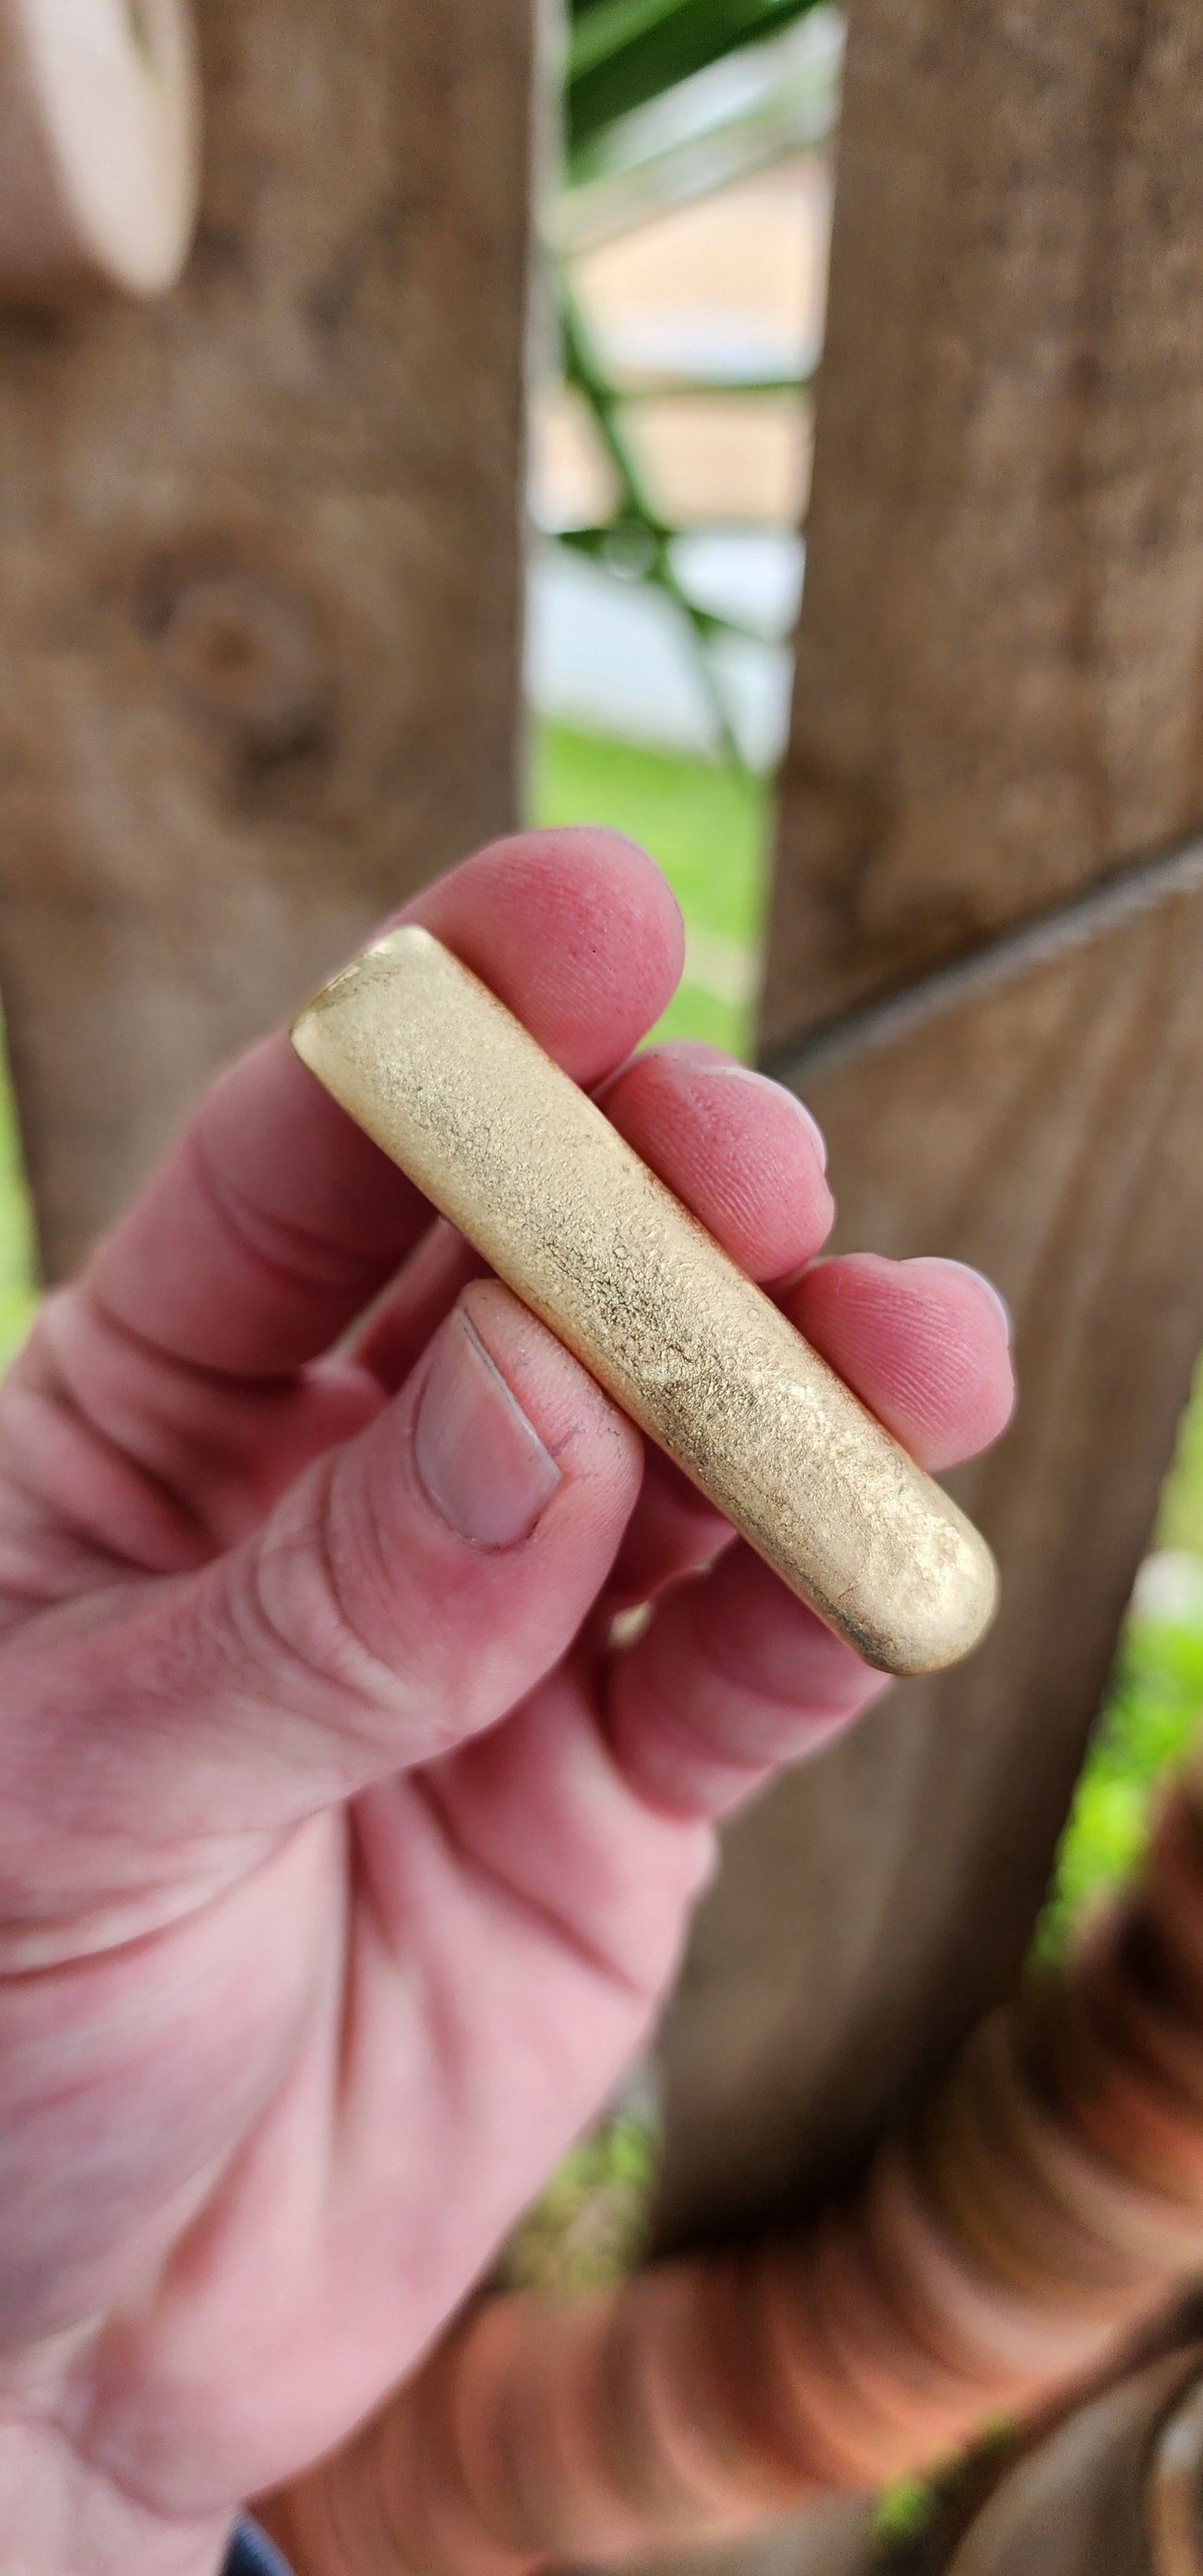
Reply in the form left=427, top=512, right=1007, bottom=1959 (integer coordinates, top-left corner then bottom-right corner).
left=853, top=1508, right=1000, bottom=1678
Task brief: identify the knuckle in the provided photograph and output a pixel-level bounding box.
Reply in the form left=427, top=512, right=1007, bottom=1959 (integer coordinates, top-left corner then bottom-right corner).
left=245, top=1455, right=415, bottom=1739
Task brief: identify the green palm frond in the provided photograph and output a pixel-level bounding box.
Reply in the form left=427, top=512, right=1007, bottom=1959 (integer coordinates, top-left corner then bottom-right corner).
left=567, top=0, right=828, bottom=157
left=551, top=0, right=831, bottom=766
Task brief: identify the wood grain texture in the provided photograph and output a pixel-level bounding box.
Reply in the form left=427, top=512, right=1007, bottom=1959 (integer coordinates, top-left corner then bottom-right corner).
left=0, top=0, right=535, bottom=1278
left=761, top=0, right=1203, bottom=1051
left=615, top=2504, right=876, bottom=2576
left=658, top=893, right=1203, bottom=2244
left=943, top=2351, right=1203, bottom=2576
left=654, top=0, right=1203, bottom=2253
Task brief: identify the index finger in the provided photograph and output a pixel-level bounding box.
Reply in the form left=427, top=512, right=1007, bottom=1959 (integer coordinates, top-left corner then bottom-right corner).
left=83, top=828, right=685, bottom=1379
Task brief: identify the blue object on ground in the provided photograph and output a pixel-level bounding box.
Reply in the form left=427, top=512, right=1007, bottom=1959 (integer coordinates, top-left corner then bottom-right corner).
left=223, top=2520, right=293, bottom=2576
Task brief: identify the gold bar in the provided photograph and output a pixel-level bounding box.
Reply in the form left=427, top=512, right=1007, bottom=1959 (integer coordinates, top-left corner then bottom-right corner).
left=291, top=928, right=998, bottom=1675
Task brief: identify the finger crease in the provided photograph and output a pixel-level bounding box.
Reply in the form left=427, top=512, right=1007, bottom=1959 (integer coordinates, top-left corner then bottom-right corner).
left=411, top=1773, right=649, bottom=2007
left=77, top=1281, right=294, bottom=1396
left=247, top=1471, right=419, bottom=1744
left=186, top=1126, right=384, bottom=1306
left=1, top=1375, right=211, bottom=1571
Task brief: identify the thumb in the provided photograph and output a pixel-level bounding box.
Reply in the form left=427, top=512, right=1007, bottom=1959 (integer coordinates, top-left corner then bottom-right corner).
left=2, top=1285, right=643, bottom=1858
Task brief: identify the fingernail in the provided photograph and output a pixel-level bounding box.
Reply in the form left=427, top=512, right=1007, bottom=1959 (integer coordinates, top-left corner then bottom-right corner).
left=415, top=1310, right=562, bottom=1548
left=912, top=1256, right=1013, bottom=1342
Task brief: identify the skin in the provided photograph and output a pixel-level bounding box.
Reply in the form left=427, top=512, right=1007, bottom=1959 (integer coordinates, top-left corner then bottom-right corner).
left=0, top=831, right=1014, bottom=2575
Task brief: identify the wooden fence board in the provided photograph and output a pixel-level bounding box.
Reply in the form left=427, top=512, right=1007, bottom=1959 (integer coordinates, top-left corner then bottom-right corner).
left=0, top=0, right=536, bottom=1278
left=944, top=2351, right=1203, bottom=2575
left=760, top=0, right=1203, bottom=1050
left=654, top=0, right=1203, bottom=2250
left=658, top=891, right=1203, bottom=2241
left=617, top=2503, right=875, bottom=2576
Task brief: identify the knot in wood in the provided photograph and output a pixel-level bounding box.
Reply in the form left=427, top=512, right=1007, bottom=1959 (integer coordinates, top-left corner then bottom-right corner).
left=151, top=569, right=331, bottom=759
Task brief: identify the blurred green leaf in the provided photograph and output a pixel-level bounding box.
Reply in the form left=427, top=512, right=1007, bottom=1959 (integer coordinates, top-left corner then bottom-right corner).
left=567, top=0, right=828, bottom=155
left=1032, top=1609, right=1203, bottom=1967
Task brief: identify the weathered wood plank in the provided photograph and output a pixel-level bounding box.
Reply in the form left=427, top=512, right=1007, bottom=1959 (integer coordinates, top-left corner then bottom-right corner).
left=658, top=892, right=1203, bottom=2242
left=617, top=2503, right=876, bottom=2576
left=0, top=0, right=536, bottom=1278
left=945, top=2352, right=1203, bottom=2576
left=654, top=0, right=1203, bottom=2250
left=761, top=0, right=1203, bottom=1049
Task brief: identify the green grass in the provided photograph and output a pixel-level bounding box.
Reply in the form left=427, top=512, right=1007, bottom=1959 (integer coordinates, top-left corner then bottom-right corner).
left=1035, top=1355, right=1203, bottom=1959
left=0, top=1025, right=36, bottom=1370
left=1033, top=1611, right=1203, bottom=1961
left=496, top=2103, right=662, bottom=2296
left=1157, top=1363, right=1203, bottom=1557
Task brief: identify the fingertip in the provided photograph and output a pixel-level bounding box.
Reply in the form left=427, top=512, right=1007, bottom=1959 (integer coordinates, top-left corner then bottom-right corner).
left=603, top=1044, right=835, bottom=1283
left=413, top=828, right=686, bottom=1085
left=903, top=1255, right=1012, bottom=1345
left=788, top=1251, right=1017, bottom=1472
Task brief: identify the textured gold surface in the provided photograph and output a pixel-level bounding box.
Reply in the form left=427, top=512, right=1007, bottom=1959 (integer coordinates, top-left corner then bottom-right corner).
left=291, top=927, right=998, bottom=1674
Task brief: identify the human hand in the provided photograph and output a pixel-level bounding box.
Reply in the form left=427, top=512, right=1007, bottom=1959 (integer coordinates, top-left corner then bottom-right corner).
left=0, top=832, right=1013, bottom=2574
